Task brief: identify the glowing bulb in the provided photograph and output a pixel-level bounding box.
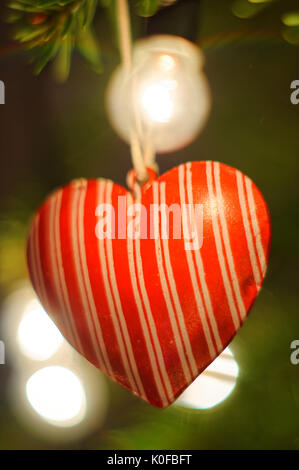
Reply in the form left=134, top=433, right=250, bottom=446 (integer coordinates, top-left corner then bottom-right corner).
left=106, top=35, right=211, bottom=153
left=141, top=81, right=175, bottom=123
left=18, top=299, right=63, bottom=361
left=158, top=54, right=176, bottom=71
left=26, top=366, right=86, bottom=427
left=175, top=348, right=239, bottom=410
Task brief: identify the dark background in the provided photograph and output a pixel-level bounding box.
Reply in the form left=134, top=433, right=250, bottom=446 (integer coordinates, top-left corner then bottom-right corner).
left=0, top=0, right=298, bottom=449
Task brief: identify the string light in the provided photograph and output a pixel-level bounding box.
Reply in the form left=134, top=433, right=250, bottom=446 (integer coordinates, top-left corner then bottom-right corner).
left=106, top=35, right=211, bottom=154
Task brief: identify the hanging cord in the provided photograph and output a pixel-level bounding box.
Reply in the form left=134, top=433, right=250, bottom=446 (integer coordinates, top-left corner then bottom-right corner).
left=116, top=0, right=132, bottom=69
left=116, top=0, right=157, bottom=183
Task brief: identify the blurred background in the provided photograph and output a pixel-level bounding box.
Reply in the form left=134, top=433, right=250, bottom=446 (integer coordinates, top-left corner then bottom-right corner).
left=0, top=0, right=298, bottom=450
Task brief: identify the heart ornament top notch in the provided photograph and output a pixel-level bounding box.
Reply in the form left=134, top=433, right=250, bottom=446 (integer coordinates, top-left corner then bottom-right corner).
left=27, top=161, right=271, bottom=408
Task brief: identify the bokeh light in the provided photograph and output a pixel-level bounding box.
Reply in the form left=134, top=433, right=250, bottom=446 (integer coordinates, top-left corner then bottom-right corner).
left=18, top=299, right=63, bottom=361
left=26, top=366, right=86, bottom=427
left=2, top=282, right=109, bottom=442
left=281, top=11, right=299, bottom=27
left=231, top=0, right=268, bottom=19
left=176, top=348, right=238, bottom=410
left=248, top=0, right=274, bottom=4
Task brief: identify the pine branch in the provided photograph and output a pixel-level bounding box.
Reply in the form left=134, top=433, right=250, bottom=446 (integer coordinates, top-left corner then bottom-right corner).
left=7, top=0, right=101, bottom=79
left=6, top=0, right=177, bottom=79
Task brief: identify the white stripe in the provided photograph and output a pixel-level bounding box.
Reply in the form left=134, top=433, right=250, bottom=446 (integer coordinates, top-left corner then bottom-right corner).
left=127, top=191, right=169, bottom=406
left=153, top=182, right=194, bottom=381
left=104, top=180, right=147, bottom=400
left=160, top=182, right=198, bottom=376
left=236, top=171, right=261, bottom=285
left=77, top=181, right=114, bottom=376
left=206, top=162, right=241, bottom=330
left=48, top=193, right=80, bottom=351
left=70, top=184, right=109, bottom=374
left=178, top=165, right=216, bottom=358
left=48, top=197, right=64, bottom=326
left=96, top=181, right=135, bottom=385
left=54, top=191, right=84, bottom=354
left=214, top=162, right=246, bottom=320
left=134, top=234, right=174, bottom=401
left=33, top=216, right=51, bottom=316
left=133, top=215, right=174, bottom=402
left=245, top=177, right=267, bottom=277
left=186, top=163, right=223, bottom=350
left=28, top=221, right=43, bottom=304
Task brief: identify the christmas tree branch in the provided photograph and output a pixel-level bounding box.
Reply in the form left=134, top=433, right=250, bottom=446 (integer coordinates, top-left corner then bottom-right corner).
left=6, top=0, right=100, bottom=78
left=5, top=0, right=177, bottom=79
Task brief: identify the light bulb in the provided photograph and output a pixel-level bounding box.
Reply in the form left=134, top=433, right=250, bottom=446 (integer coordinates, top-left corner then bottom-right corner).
left=140, top=80, right=175, bottom=123
left=106, top=35, right=211, bottom=153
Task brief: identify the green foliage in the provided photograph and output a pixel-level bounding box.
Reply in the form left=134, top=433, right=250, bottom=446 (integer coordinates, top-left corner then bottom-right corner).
left=231, top=0, right=299, bottom=46
left=134, top=0, right=161, bottom=18
left=6, top=0, right=167, bottom=79
left=7, top=0, right=100, bottom=79
left=6, top=0, right=299, bottom=79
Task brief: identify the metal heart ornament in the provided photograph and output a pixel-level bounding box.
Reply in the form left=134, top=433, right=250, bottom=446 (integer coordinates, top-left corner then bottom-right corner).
left=27, top=161, right=271, bottom=407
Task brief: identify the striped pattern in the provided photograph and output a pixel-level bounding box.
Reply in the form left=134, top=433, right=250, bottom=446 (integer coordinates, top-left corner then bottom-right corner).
left=27, top=161, right=271, bottom=407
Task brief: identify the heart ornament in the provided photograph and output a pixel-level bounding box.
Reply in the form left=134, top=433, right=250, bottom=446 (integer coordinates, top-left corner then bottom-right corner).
left=27, top=161, right=271, bottom=407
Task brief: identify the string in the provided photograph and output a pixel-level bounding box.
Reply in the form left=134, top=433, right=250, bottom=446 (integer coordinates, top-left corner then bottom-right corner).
left=116, top=0, right=156, bottom=184
left=116, top=0, right=132, bottom=69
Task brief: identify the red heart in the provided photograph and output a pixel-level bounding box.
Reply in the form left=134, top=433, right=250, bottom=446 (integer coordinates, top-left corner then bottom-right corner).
left=27, top=161, right=271, bottom=407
